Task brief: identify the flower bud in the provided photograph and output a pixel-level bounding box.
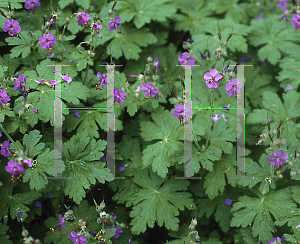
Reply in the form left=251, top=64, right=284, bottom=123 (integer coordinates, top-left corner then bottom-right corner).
left=192, top=219, right=197, bottom=226
left=278, top=174, right=283, bottom=178
left=58, top=35, right=62, bottom=41
left=108, top=9, right=112, bottom=15
left=65, top=17, right=69, bottom=24
left=146, top=56, right=153, bottom=62
left=97, top=217, right=102, bottom=223
left=22, top=229, right=29, bottom=237
left=88, top=50, right=95, bottom=57
left=272, top=129, right=277, bottom=135
left=145, top=76, right=150, bottom=82
left=280, top=139, right=286, bottom=145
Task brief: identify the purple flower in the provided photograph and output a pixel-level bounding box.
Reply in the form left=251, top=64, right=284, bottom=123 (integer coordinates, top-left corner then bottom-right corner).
left=282, top=235, right=287, bottom=241
left=23, top=159, right=33, bottom=166
left=3, top=20, right=21, bottom=36
left=257, top=12, right=264, bottom=21
left=62, top=74, right=72, bottom=84
left=36, top=79, right=44, bottom=84
left=285, top=85, right=292, bottom=92
left=1, top=140, right=11, bottom=157
left=154, top=58, right=160, bottom=74
left=68, top=231, right=86, bottom=244
left=135, top=86, right=141, bottom=93
left=119, top=165, right=127, bottom=172
left=25, top=0, right=41, bottom=10
left=74, top=112, right=80, bottom=118
left=211, top=114, right=221, bottom=122
left=178, top=52, right=196, bottom=68
left=0, top=90, right=11, bottom=108
left=201, top=54, right=207, bottom=59
left=47, top=54, right=54, bottom=58
left=14, top=75, right=27, bottom=91
left=267, top=150, right=288, bottom=168
left=76, top=8, right=89, bottom=26
left=268, top=237, right=281, bottom=244
left=0, top=132, right=2, bottom=137
left=224, top=198, right=232, bottom=206
left=105, top=226, right=123, bottom=238
left=128, top=74, right=139, bottom=78
left=172, top=105, right=192, bottom=124
left=108, top=16, right=121, bottom=32
left=97, top=72, right=109, bottom=89
left=277, top=0, right=289, bottom=12
left=48, top=193, right=54, bottom=196
left=141, top=83, right=159, bottom=97
left=225, top=78, right=243, bottom=96
left=291, top=14, right=300, bottom=29
left=51, top=80, right=60, bottom=86
left=111, top=88, right=125, bottom=103
left=5, top=161, right=25, bottom=175
left=34, top=200, right=42, bottom=208
left=191, top=4, right=195, bottom=9
left=204, top=69, right=222, bottom=88
left=17, top=213, right=22, bottom=220
left=39, top=33, right=57, bottom=50
left=94, top=24, right=102, bottom=31
left=58, top=214, right=66, bottom=231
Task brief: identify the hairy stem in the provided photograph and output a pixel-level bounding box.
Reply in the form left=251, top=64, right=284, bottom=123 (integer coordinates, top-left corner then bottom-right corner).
left=0, top=123, right=22, bottom=152
left=205, top=90, right=215, bottom=148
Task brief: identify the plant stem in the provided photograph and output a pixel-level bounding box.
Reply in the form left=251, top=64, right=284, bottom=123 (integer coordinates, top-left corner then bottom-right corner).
left=0, top=123, right=22, bottom=152
left=189, top=122, right=202, bottom=152
left=205, top=90, right=215, bottom=148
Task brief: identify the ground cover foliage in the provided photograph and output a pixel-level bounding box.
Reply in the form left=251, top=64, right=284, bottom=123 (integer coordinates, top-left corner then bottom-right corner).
left=0, top=0, right=300, bottom=243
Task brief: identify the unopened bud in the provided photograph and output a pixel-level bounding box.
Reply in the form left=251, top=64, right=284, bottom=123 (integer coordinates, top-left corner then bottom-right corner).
left=278, top=174, right=283, bottom=178
left=272, top=129, right=277, bottom=135
left=88, top=50, right=95, bottom=57
left=58, top=35, right=62, bottom=41
left=146, top=56, right=153, bottom=62
left=280, top=139, right=286, bottom=145
left=65, top=17, right=69, bottom=24
left=108, top=9, right=112, bottom=15
left=22, top=229, right=29, bottom=237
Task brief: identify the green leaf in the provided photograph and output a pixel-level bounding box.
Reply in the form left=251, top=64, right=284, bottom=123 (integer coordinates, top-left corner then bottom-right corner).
left=0, top=184, right=42, bottom=221
left=1, top=0, right=25, bottom=10
left=62, top=35, right=76, bottom=41
left=103, top=25, right=157, bottom=60
left=114, top=169, right=194, bottom=235
left=140, top=108, right=185, bottom=178
left=247, top=90, right=300, bottom=147
left=230, top=187, right=298, bottom=244
left=5, top=32, right=31, bottom=59
left=23, top=147, right=59, bottom=190
left=0, top=109, right=15, bottom=123
left=276, top=57, right=300, bottom=90
left=0, top=223, right=12, bottom=244
left=58, top=0, right=74, bottom=9
left=61, top=131, right=112, bottom=204
left=248, top=15, right=295, bottom=65
left=118, top=0, right=177, bottom=29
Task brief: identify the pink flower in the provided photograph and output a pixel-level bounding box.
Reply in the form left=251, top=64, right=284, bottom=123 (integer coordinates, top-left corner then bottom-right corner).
left=291, top=14, right=300, bottom=29
left=178, top=52, right=196, bottom=68
left=285, top=85, right=292, bottom=92
left=141, top=83, right=159, bottom=97
left=225, top=78, right=243, bottom=96
left=108, top=16, right=121, bottom=32
left=3, top=20, right=21, bottom=36
left=5, top=161, right=25, bottom=175
left=0, top=90, right=11, bottom=108
left=172, top=104, right=192, bottom=125
left=58, top=214, right=66, bottom=231
left=111, top=88, right=125, bottom=103
left=93, top=24, right=102, bottom=30
left=1, top=140, right=11, bottom=157
left=23, top=159, right=33, bottom=166
left=76, top=8, right=89, bottom=26
left=267, top=150, right=288, bottom=168
left=25, top=0, right=40, bottom=10
left=62, top=74, right=72, bottom=84
left=39, top=33, right=57, bottom=50
left=268, top=237, right=281, bottom=244
left=204, top=69, right=222, bottom=88
left=211, top=114, right=221, bottom=122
